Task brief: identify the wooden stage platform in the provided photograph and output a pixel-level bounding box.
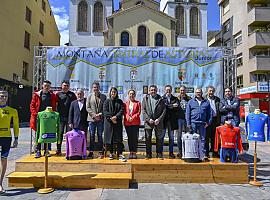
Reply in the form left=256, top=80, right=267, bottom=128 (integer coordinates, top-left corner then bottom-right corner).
left=7, top=152, right=249, bottom=189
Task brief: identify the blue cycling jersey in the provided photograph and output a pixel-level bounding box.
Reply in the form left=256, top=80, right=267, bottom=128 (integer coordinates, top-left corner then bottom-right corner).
left=245, top=113, right=269, bottom=142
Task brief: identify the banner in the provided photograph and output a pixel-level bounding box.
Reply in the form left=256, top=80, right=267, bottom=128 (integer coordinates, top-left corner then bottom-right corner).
left=46, top=47, right=223, bottom=101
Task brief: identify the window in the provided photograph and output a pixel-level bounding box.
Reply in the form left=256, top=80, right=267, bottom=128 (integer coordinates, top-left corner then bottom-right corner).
left=77, top=1, right=88, bottom=32
left=13, top=73, right=19, bottom=83
left=93, top=2, right=104, bottom=32
left=236, top=53, right=243, bottom=67
left=42, top=0, right=46, bottom=12
left=190, top=7, right=199, bottom=36
left=175, top=6, right=185, bottom=35
left=121, top=31, right=129, bottom=46
left=224, top=39, right=231, bottom=47
left=223, top=20, right=230, bottom=33
left=24, top=31, right=30, bottom=50
left=138, top=25, right=146, bottom=46
left=234, top=31, right=242, bottom=46
left=222, top=0, right=230, bottom=15
left=155, top=33, right=164, bottom=46
left=39, top=21, right=44, bottom=35
left=25, top=7, right=32, bottom=24
left=250, top=73, right=267, bottom=83
left=250, top=48, right=270, bottom=58
left=22, top=62, right=29, bottom=81
left=237, top=75, right=243, bottom=88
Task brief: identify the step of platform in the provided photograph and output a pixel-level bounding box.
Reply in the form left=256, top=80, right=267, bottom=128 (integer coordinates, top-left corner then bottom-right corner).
left=7, top=172, right=132, bottom=189
left=9, top=154, right=249, bottom=188
left=15, top=156, right=132, bottom=173
left=131, top=159, right=249, bottom=184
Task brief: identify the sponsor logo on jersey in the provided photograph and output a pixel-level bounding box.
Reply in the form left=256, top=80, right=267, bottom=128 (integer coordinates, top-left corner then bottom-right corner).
left=42, top=133, right=56, bottom=139
left=2, top=110, right=10, bottom=115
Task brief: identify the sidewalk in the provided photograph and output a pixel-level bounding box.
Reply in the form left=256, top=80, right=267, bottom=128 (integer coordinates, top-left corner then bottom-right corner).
left=1, top=128, right=270, bottom=200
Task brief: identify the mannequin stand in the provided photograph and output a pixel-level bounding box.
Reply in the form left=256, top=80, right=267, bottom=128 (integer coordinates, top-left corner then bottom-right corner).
left=249, top=141, right=263, bottom=187
left=38, top=143, right=54, bottom=194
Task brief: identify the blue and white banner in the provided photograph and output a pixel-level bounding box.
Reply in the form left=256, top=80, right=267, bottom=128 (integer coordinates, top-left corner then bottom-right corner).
left=46, top=47, right=223, bottom=101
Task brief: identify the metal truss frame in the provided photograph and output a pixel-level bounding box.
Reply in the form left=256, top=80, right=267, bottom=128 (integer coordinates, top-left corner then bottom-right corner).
left=31, top=46, right=236, bottom=153
left=222, top=47, right=237, bottom=95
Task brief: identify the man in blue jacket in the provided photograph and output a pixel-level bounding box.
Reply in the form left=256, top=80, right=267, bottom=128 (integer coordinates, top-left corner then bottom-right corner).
left=186, top=88, right=212, bottom=161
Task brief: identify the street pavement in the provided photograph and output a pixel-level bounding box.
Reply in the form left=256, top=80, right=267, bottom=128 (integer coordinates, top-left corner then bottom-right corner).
left=1, top=128, right=270, bottom=200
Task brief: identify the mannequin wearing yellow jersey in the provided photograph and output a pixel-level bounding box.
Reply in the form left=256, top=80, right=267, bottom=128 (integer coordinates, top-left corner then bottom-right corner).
left=0, top=90, right=19, bottom=195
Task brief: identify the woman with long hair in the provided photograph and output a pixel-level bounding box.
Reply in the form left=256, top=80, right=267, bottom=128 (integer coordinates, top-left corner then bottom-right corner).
left=103, top=87, right=126, bottom=162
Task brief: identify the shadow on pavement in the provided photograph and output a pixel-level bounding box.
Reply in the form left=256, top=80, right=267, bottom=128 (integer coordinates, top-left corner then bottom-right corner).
left=2, top=188, right=89, bottom=197
left=239, top=153, right=261, bottom=163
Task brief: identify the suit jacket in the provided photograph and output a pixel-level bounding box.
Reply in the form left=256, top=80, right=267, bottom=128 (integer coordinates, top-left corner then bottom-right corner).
left=68, top=98, right=88, bottom=129
left=219, top=96, right=240, bottom=126
left=204, top=95, right=221, bottom=125
left=142, top=94, right=166, bottom=130
left=86, top=93, right=107, bottom=122
left=162, top=94, right=180, bottom=130
left=124, top=100, right=141, bottom=126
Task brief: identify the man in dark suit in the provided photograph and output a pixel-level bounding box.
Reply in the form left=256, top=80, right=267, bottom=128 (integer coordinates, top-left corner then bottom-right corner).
left=205, top=86, right=221, bottom=157
left=68, top=89, right=88, bottom=137
left=162, top=85, right=180, bottom=159
left=219, top=87, right=240, bottom=127
left=142, top=85, right=166, bottom=160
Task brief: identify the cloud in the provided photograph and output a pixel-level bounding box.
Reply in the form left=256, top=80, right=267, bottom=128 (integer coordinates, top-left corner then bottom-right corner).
left=54, top=13, right=69, bottom=31
left=51, top=6, right=66, bottom=14
left=60, top=29, right=69, bottom=46
left=51, top=5, right=69, bottom=45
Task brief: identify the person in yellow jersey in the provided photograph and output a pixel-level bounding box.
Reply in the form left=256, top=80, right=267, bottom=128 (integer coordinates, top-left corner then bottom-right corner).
left=0, top=89, right=19, bottom=195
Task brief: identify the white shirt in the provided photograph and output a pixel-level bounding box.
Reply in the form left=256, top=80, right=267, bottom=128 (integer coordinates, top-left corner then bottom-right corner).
left=129, top=101, right=134, bottom=115
left=208, top=97, right=217, bottom=117
left=196, top=98, right=202, bottom=106
left=166, top=94, right=171, bottom=104
left=78, top=100, right=84, bottom=111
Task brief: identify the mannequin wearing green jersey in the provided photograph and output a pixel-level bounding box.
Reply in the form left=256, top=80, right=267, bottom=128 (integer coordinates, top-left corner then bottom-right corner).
left=35, top=107, right=60, bottom=158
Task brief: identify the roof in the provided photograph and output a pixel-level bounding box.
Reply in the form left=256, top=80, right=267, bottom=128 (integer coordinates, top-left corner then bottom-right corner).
left=107, top=4, right=176, bottom=21
left=121, top=0, right=160, bottom=6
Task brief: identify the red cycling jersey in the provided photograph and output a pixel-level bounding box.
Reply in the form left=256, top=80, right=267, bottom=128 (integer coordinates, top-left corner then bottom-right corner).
left=214, top=125, right=243, bottom=153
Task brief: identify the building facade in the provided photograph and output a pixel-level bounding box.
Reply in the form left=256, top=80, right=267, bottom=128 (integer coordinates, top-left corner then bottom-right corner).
left=69, top=0, right=113, bottom=46
left=160, top=0, right=207, bottom=47
left=69, top=0, right=208, bottom=47
left=210, top=0, right=270, bottom=114
left=0, top=0, right=60, bottom=122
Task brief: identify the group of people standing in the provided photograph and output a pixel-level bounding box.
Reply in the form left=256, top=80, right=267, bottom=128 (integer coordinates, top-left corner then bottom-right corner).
left=30, top=80, right=240, bottom=162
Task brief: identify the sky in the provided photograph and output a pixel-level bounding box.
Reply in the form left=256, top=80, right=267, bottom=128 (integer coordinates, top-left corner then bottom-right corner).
left=48, top=0, right=220, bottom=45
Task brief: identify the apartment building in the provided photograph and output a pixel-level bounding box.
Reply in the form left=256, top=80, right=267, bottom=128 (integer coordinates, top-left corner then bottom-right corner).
left=0, top=0, right=60, bottom=122
left=210, top=0, right=270, bottom=114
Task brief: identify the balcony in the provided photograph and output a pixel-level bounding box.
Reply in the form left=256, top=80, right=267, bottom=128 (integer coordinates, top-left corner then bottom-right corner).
left=248, top=7, right=270, bottom=26
left=249, top=56, right=270, bottom=71
left=247, top=0, right=270, bottom=4
left=248, top=31, right=270, bottom=48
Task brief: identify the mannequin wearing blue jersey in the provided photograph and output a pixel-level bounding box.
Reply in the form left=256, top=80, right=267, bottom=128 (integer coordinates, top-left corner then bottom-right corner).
left=245, top=109, right=269, bottom=142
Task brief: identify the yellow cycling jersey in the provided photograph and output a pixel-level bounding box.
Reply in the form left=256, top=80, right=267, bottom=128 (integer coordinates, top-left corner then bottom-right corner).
left=0, top=106, right=19, bottom=137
